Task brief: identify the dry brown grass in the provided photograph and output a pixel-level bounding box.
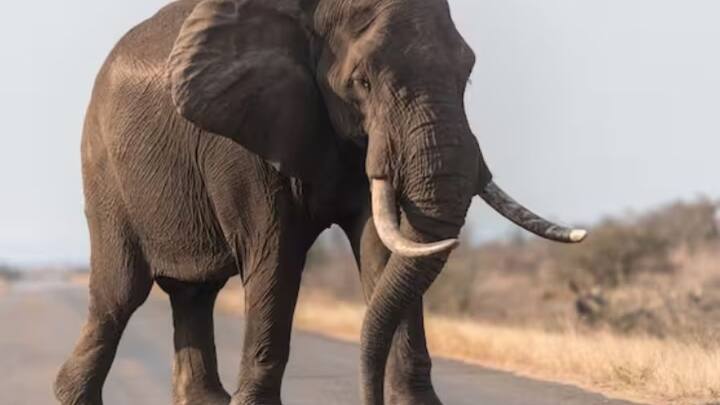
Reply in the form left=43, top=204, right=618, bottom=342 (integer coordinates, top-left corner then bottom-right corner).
left=425, top=317, right=720, bottom=405
left=217, top=284, right=720, bottom=405
left=68, top=272, right=91, bottom=286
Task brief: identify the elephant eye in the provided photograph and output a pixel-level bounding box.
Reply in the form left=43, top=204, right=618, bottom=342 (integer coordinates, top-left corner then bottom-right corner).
left=349, top=73, right=371, bottom=93
left=357, top=79, right=371, bottom=90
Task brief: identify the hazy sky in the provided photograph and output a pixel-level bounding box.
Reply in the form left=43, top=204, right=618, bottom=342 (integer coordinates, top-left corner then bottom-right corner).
left=1, top=0, right=719, bottom=265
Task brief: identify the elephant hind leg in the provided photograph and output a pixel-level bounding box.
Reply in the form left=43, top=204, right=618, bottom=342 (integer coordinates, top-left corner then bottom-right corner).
left=54, top=215, right=152, bottom=405
left=157, top=277, right=231, bottom=405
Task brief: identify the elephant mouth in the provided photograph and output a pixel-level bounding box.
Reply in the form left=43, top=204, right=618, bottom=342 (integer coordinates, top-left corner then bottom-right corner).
left=371, top=177, right=587, bottom=257
left=371, top=179, right=459, bottom=257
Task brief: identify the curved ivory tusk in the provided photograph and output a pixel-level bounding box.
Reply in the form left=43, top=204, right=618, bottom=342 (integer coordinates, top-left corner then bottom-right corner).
left=371, top=179, right=459, bottom=257
left=478, top=182, right=587, bottom=243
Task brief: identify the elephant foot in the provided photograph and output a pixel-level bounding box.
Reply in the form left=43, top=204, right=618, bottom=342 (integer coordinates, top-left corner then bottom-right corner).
left=174, top=391, right=231, bottom=405
left=387, top=387, right=443, bottom=405
left=54, top=360, right=102, bottom=405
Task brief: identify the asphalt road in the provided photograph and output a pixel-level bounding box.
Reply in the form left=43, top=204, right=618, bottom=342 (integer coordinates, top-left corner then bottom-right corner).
left=0, top=281, right=642, bottom=405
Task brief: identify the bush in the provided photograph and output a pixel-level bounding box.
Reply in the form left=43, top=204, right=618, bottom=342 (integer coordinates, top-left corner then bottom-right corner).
left=639, top=199, right=718, bottom=250
left=553, top=220, right=673, bottom=287
left=552, top=199, right=717, bottom=288
left=425, top=256, right=478, bottom=315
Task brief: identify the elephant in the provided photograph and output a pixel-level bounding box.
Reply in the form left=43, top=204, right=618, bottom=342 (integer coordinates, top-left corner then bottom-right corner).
left=54, top=0, right=587, bottom=404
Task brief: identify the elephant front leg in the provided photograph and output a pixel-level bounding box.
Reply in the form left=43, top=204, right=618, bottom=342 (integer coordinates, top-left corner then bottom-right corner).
left=159, top=278, right=231, bottom=405
left=231, top=246, right=303, bottom=405
left=344, top=215, right=443, bottom=405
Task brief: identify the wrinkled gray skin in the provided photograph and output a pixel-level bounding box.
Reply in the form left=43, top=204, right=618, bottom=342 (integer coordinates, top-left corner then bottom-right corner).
left=55, top=0, right=504, bottom=404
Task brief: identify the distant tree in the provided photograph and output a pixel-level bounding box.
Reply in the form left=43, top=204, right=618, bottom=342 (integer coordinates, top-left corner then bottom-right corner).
left=639, top=198, right=718, bottom=250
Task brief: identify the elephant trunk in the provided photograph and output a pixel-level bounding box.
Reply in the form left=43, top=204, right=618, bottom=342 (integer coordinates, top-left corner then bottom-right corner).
left=362, top=172, right=467, bottom=404
left=361, top=115, right=476, bottom=403
left=360, top=229, right=452, bottom=405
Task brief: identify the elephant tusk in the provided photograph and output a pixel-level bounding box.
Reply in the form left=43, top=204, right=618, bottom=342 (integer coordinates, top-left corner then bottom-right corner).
left=371, top=179, right=459, bottom=257
left=478, top=181, right=588, bottom=243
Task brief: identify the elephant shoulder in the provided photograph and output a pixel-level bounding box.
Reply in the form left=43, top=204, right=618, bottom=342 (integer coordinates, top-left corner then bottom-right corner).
left=89, top=1, right=202, bottom=135
left=94, top=0, right=202, bottom=94
left=113, top=0, right=202, bottom=66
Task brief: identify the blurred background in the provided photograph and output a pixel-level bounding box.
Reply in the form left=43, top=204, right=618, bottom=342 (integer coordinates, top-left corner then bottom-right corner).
left=1, top=1, right=719, bottom=404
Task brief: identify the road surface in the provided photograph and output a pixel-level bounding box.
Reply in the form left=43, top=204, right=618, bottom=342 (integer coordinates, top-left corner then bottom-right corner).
left=0, top=281, right=641, bottom=405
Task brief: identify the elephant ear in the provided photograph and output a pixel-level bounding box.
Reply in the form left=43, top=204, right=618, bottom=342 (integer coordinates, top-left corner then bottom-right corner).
left=168, top=0, right=334, bottom=180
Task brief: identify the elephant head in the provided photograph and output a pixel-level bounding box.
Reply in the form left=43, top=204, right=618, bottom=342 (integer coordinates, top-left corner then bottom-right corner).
left=166, top=0, right=586, bottom=403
